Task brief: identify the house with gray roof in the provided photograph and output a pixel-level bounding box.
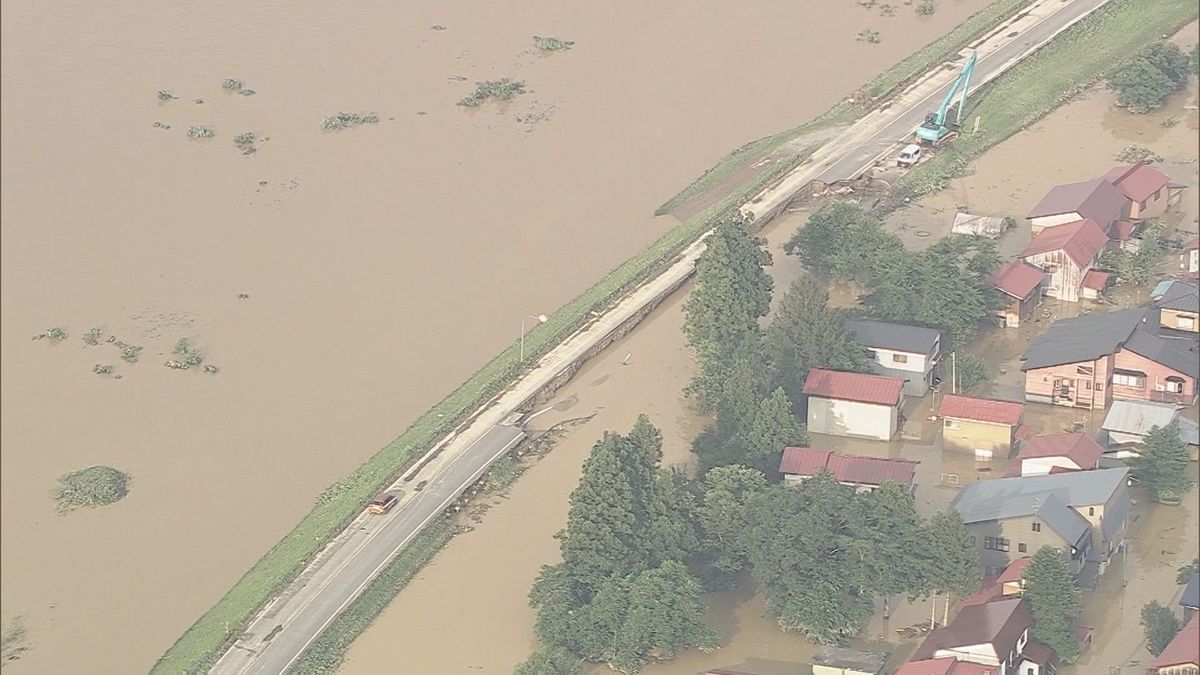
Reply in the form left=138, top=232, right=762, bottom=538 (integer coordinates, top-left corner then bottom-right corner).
left=843, top=318, right=942, bottom=397
left=950, top=468, right=1131, bottom=579
left=1020, top=308, right=1199, bottom=409
left=1101, top=399, right=1200, bottom=457
left=1152, top=280, right=1199, bottom=333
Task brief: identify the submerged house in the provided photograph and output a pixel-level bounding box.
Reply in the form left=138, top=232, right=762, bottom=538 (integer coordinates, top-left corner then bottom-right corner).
left=938, top=394, right=1026, bottom=459
left=990, top=261, right=1045, bottom=328
left=803, top=369, right=906, bottom=441
left=844, top=318, right=942, bottom=397
left=778, top=447, right=919, bottom=492
left=1099, top=399, right=1200, bottom=459
left=899, top=598, right=1057, bottom=675
left=1026, top=178, right=1129, bottom=236
left=1018, top=218, right=1110, bottom=303
left=1010, top=433, right=1104, bottom=477
left=1101, top=161, right=1184, bottom=221
left=1152, top=280, right=1199, bottom=333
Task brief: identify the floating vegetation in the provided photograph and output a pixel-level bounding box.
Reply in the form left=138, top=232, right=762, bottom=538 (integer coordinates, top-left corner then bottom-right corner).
left=857, top=28, right=882, bottom=43
left=516, top=103, right=557, bottom=130
left=53, top=466, right=130, bottom=513
left=187, top=126, right=216, bottom=139
left=233, top=132, right=258, bottom=155
left=32, top=327, right=67, bottom=341
left=193, top=98, right=205, bottom=104
left=93, top=364, right=115, bottom=376
left=2, top=617, right=30, bottom=665
left=153, top=121, right=172, bottom=130
left=915, top=0, right=936, bottom=14
left=118, top=343, right=142, bottom=363
left=158, top=90, right=178, bottom=101
left=879, top=4, right=896, bottom=16
left=858, top=0, right=878, bottom=8
left=1160, top=116, right=1179, bottom=128
left=173, top=338, right=204, bottom=366
left=533, top=36, right=574, bottom=51
left=82, top=327, right=104, bottom=346
left=431, top=24, right=447, bottom=30
left=238, top=293, right=250, bottom=299
left=203, top=364, right=220, bottom=374
left=165, top=360, right=190, bottom=370
left=457, top=78, right=527, bottom=108
left=320, top=112, right=380, bottom=131
left=1115, top=145, right=1163, bottom=163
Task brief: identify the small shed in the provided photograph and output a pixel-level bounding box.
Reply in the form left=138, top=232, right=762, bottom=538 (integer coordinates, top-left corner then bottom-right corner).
left=1101, top=399, right=1200, bottom=457
left=812, top=646, right=888, bottom=675
left=1080, top=269, right=1111, bottom=300
left=938, top=394, right=1025, bottom=459
left=803, top=369, right=905, bottom=441
left=952, top=212, right=1012, bottom=239
left=990, top=260, right=1045, bottom=328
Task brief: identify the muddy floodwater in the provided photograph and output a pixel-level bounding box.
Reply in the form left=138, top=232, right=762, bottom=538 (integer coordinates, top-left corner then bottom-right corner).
left=0, top=0, right=1005, bottom=672
left=343, top=25, right=1200, bottom=675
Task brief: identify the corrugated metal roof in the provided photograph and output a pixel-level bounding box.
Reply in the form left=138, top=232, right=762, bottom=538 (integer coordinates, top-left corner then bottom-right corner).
left=778, top=447, right=918, bottom=487
left=1101, top=400, right=1181, bottom=434
left=1027, top=178, right=1128, bottom=224
left=802, top=368, right=905, bottom=406
left=844, top=318, right=941, bottom=355
left=990, top=261, right=1045, bottom=300
left=952, top=212, right=1010, bottom=238
left=950, top=468, right=1129, bottom=527
left=1020, top=219, right=1109, bottom=267
left=1122, top=322, right=1200, bottom=378
left=1021, top=309, right=1144, bottom=370
left=1154, top=280, right=1199, bottom=312
left=1102, top=162, right=1171, bottom=202
left=1035, top=493, right=1092, bottom=545
left=939, top=394, right=1024, bottom=426
left=1017, top=433, right=1104, bottom=469
left=997, top=557, right=1031, bottom=584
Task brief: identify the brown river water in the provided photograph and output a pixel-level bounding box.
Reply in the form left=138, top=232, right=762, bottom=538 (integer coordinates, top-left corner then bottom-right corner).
left=0, top=0, right=998, bottom=673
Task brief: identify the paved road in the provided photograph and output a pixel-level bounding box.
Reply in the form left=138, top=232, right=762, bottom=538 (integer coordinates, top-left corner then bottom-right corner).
left=212, top=423, right=525, bottom=675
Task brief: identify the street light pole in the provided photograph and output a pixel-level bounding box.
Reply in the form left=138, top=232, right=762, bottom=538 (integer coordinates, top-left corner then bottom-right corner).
left=520, top=313, right=548, bottom=362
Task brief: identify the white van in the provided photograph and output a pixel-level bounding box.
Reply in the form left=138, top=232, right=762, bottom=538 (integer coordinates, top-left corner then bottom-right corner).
left=897, top=144, right=922, bottom=168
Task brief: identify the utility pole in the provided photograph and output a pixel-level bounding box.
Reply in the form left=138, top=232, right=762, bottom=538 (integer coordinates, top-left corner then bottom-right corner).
left=951, top=352, right=958, bottom=395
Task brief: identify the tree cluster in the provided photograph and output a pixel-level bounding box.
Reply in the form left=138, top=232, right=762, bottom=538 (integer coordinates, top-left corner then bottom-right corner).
left=1130, top=421, right=1193, bottom=503
left=1140, top=600, right=1182, bottom=656
left=1098, top=222, right=1164, bottom=287
left=1023, top=546, right=1082, bottom=663
left=1108, top=42, right=1193, bottom=113
left=785, top=202, right=1002, bottom=349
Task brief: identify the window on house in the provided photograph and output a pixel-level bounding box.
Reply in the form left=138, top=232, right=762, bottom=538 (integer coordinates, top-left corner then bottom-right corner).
left=944, top=419, right=960, bottom=430
left=1089, top=507, right=1096, bottom=516
left=1139, top=199, right=1148, bottom=211
left=971, top=536, right=978, bottom=546
left=1019, top=543, right=1028, bottom=553
left=1112, top=370, right=1147, bottom=388
left=1032, top=522, right=1042, bottom=532
left=1077, top=365, right=1094, bottom=376
left=1165, top=377, right=1186, bottom=394
left=1179, top=315, right=1196, bottom=330
left=984, top=537, right=1011, bottom=552
left=892, top=353, right=909, bottom=364
left=1154, top=188, right=1162, bottom=201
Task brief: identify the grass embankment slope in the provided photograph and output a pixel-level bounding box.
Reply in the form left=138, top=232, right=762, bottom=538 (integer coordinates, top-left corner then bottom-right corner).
left=149, top=2, right=1095, bottom=672
left=896, top=0, right=1199, bottom=199
left=654, top=0, right=1032, bottom=216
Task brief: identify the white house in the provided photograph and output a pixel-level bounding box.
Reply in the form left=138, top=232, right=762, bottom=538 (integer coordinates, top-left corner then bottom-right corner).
left=803, top=369, right=905, bottom=441
left=844, top=318, right=941, bottom=398
left=1018, top=218, right=1110, bottom=303
left=1012, top=433, right=1104, bottom=477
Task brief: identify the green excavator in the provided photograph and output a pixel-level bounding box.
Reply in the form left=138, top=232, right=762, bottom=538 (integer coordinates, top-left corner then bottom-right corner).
left=916, top=50, right=977, bottom=146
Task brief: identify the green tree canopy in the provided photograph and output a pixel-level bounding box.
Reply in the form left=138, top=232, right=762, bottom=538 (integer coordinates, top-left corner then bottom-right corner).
left=697, top=465, right=769, bottom=581
left=783, top=202, right=901, bottom=285
left=514, top=645, right=583, bottom=675
left=765, top=274, right=873, bottom=404
left=922, top=510, right=981, bottom=601
left=740, top=387, right=809, bottom=476
left=1108, top=43, right=1191, bottom=112
left=851, top=482, right=931, bottom=608
left=1024, top=546, right=1082, bottom=663
left=1130, top=421, right=1193, bottom=503
left=1140, top=600, right=1182, bottom=656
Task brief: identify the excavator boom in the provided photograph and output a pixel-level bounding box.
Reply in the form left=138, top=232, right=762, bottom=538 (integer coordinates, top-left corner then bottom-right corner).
left=916, top=50, right=977, bottom=144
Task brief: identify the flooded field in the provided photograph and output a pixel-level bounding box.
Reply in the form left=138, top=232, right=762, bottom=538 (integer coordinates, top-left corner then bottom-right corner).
left=0, top=0, right=1011, bottom=672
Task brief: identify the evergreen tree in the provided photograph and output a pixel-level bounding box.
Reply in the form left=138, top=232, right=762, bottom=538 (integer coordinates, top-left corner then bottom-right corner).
left=1140, top=600, right=1181, bottom=656
left=529, top=564, right=590, bottom=655
left=683, top=214, right=773, bottom=412
left=697, top=465, right=769, bottom=581
left=851, top=482, right=929, bottom=617
left=783, top=202, right=901, bottom=285
left=765, top=275, right=872, bottom=404
left=923, top=509, right=981, bottom=624
left=1024, top=546, right=1081, bottom=663
left=741, top=387, right=809, bottom=476
left=1130, top=422, right=1193, bottom=502
left=643, top=469, right=700, bottom=566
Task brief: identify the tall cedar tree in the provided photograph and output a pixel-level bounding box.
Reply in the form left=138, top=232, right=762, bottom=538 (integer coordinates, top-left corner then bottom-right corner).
left=1141, top=600, right=1182, bottom=655
left=851, top=482, right=929, bottom=617
left=783, top=202, right=902, bottom=285
left=765, top=275, right=873, bottom=404
left=741, top=387, right=809, bottom=476
left=697, top=465, right=769, bottom=580
left=923, top=510, right=981, bottom=601
left=1024, top=546, right=1082, bottom=663
left=1130, top=422, right=1193, bottom=502
left=683, top=214, right=772, bottom=412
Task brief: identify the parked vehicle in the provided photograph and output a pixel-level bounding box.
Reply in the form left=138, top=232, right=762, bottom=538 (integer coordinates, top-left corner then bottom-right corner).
left=897, top=144, right=922, bottom=168
left=368, top=491, right=401, bottom=514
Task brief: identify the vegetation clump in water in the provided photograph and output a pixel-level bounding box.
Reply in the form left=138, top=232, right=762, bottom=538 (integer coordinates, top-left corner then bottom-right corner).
left=1, top=617, right=30, bottom=665
left=457, top=79, right=527, bottom=108
left=222, top=78, right=256, bottom=96
left=32, top=327, right=67, bottom=341
left=152, top=121, right=171, bottom=130
left=93, top=364, right=115, bottom=376
left=233, top=132, right=258, bottom=155
left=320, top=112, right=380, bottom=131
left=174, top=338, right=204, bottom=366
left=1115, top=145, right=1163, bottom=163
left=158, top=90, right=178, bottom=101
left=82, top=327, right=104, bottom=346
left=533, top=36, right=573, bottom=51
left=187, top=126, right=216, bottom=139
left=53, top=466, right=131, bottom=513
left=857, top=28, right=882, bottom=43
left=915, top=0, right=936, bottom=14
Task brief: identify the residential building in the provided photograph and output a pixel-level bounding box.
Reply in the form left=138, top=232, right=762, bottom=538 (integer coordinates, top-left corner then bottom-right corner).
left=990, top=261, right=1045, bottom=328
left=1011, top=433, right=1104, bottom=477
left=811, top=646, right=888, bottom=675
left=960, top=558, right=1031, bottom=608
left=1019, top=219, right=1109, bottom=303
left=1182, top=573, right=1199, bottom=621
left=844, top=318, right=942, bottom=397
left=950, top=468, right=1131, bottom=578
left=906, top=598, right=1054, bottom=675
left=938, top=394, right=1026, bottom=459
left=778, top=447, right=918, bottom=492
left=1183, top=237, right=1199, bottom=277
left=893, top=658, right=998, bottom=675
left=1081, top=269, right=1112, bottom=300
left=802, top=369, right=905, bottom=441
left=1100, top=399, right=1200, bottom=458
left=1102, top=161, right=1184, bottom=220
left=1026, top=178, right=1129, bottom=235
left=1020, top=308, right=1199, bottom=409
left=1152, top=280, right=1199, bottom=333
left=1145, top=614, right=1198, bottom=675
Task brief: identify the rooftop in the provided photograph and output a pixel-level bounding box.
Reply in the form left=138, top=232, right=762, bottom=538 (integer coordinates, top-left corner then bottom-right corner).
left=1101, top=399, right=1183, bottom=435
left=1081, top=269, right=1111, bottom=291
left=939, top=394, right=1024, bottom=426
left=912, top=598, right=1031, bottom=663
left=1153, top=280, right=1199, bottom=313
left=1026, top=178, right=1128, bottom=225
left=1121, top=318, right=1200, bottom=379
left=778, top=447, right=919, bottom=487
left=997, top=557, right=1032, bottom=584
left=811, top=646, right=888, bottom=672
left=802, top=368, right=905, bottom=406
left=1017, top=433, right=1104, bottom=469
left=1101, top=161, right=1172, bottom=202
left=1147, top=614, right=1199, bottom=671
left=1182, top=573, right=1199, bottom=610
left=1020, top=218, right=1109, bottom=267
left=844, top=317, right=941, bottom=355
left=893, top=658, right=996, bottom=675
left=1020, top=308, right=1145, bottom=370
left=989, top=260, right=1045, bottom=300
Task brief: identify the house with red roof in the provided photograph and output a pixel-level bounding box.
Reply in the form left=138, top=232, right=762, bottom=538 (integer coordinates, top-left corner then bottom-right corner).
left=1102, top=161, right=1184, bottom=221
left=900, top=598, right=1059, bottom=675
left=1026, top=178, right=1129, bottom=236
left=1019, top=218, right=1110, bottom=303
left=778, top=447, right=919, bottom=493
left=938, top=395, right=1026, bottom=459
left=960, top=558, right=1031, bottom=609
left=1145, top=613, right=1198, bottom=675
left=989, top=261, right=1045, bottom=328
left=803, top=369, right=906, bottom=441
left=1011, top=433, right=1104, bottom=477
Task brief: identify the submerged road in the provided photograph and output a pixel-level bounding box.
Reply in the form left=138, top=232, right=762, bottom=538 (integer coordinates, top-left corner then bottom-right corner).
left=209, top=0, right=1110, bottom=671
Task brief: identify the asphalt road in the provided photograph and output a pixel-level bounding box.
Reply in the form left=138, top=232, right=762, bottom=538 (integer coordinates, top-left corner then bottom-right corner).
left=212, top=423, right=525, bottom=675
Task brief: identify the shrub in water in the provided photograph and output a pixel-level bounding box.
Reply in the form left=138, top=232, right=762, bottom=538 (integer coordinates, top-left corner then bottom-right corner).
left=53, top=466, right=130, bottom=513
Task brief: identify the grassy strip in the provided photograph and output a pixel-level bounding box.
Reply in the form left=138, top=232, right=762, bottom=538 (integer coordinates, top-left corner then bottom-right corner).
left=288, top=516, right=457, bottom=675
left=895, top=0, right=1198, bottom=200
left=653, top=0, right=1032, bottom=217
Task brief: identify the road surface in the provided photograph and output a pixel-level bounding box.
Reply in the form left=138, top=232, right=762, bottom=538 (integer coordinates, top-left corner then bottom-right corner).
left=208, top=0, right=1110, bottom=671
